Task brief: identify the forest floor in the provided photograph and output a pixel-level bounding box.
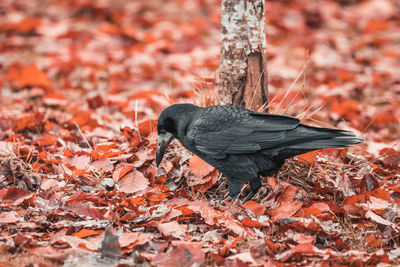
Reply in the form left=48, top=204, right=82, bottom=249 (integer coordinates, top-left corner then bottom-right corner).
left=0, top=0, right=399, bottom=266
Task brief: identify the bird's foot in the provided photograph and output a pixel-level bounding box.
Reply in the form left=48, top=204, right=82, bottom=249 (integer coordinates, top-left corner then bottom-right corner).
left=225, top=193, right=241, bottom=205
left=225, top=195, right=233, bottom=202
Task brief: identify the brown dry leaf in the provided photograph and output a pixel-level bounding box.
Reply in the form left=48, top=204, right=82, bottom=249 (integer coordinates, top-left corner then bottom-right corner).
left=189, top=201, right=217, bottom=225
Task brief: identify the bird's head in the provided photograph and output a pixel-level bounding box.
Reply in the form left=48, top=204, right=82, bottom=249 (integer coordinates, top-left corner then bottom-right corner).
left=156, top=104, right=199, bottom=167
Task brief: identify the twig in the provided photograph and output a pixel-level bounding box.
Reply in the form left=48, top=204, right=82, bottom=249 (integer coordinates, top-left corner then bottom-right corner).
left=73, top=121, right=93, bottom=150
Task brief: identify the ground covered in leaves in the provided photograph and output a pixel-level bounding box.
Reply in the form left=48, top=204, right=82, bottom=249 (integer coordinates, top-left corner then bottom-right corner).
left=0, top=0, right=399, bottom=266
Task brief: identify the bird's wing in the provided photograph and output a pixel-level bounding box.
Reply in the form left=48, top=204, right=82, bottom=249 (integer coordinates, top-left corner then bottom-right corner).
left=186, top=107, right=300, bottom=159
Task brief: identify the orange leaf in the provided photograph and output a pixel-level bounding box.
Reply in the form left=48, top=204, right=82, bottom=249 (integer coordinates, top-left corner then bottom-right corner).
left=241, top=218, right=265, bottom=228
left=72, top=229, right=103, bottom=238
left=364, top=19, right=390, bottom=33
left=13, top=115, right=37, bottom=132
left=129, top=196, right=146, bottom=206
left=297, top=150, right=318, bottom=163
left=119, top=232, right=152, bottom=249
left=122, top=126, right=140, bottom=148
left=148, top=192, right=169, bottom=202
left=372, top=113, right=398, bottom=128
left=112, top=165, right=134, bottom=182
left=330, top=100, right=359, bottom=121
left=138, top=119, right=157, bottom=137
left=12, top=18, right=42, bottom=33
left=73, top=169, right=90, bottom=177
left=366, top=235, right=385, bottom=247
left=243, top=201, right=266, bottom=217
left=119, top=165, right=134, bottom=180
left=189, top=155, right=214, bottom=178
left=34, top=134, right=58, bottom=146
left=7, top=63, right=52, bottom=89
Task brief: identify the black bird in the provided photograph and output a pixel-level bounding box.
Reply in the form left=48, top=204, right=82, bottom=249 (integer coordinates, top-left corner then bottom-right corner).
left=156, top=104, right=362, bottom=203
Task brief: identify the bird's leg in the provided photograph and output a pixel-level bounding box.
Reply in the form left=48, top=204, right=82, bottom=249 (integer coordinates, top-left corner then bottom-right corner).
left=242, top=178, right=262, bottom=204
left=225, top=180, right=241, bottom=202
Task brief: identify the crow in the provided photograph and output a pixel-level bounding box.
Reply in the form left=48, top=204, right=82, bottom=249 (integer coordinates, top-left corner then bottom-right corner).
left=156, top=104, right=362, bottom=203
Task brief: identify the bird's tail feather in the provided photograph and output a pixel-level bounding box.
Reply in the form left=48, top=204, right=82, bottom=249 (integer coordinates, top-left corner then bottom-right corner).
left=273, top=126, right=363, bottom=160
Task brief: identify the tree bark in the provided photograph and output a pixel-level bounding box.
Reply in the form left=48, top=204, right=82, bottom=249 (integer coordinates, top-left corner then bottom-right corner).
left=218, top=0, right=268, bottom=112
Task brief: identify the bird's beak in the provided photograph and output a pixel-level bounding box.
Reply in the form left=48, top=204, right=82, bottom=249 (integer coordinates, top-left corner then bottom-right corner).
left=156, top=132, right=174, bottom=167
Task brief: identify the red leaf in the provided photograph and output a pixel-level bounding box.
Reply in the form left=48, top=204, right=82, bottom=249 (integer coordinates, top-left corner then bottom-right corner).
left=297, top=150, right=318, bottom=163
left=153, top=244, right=205, bottom=267
left=276, top=242, right=316, bottom=261
left=241, top=218, right=265, bottom=228
left=243, top=201, right=266, bottom=217
left=268, top=185, right=303, bottom=221
left=74, top=206, right=104, bottom=219
left=189, top=154, right=214, bottom=177
left=269, top=201, right=303, bottom=221
left=0, top=187, right=28, bottom=201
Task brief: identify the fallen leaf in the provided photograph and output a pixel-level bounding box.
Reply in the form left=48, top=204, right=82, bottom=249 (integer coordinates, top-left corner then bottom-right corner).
left=157, top=221, right=186, bottom=237
left=119, top=170, right=150, bottom=194
left=153, top=244, right=205, bottom=266
left=243, top=201, right=266, bottom=217
left=72, top=229, right=103, bottom=238
left=189, top=154, right=214, bottom=177
left=0, top=211, right=20, bottom=224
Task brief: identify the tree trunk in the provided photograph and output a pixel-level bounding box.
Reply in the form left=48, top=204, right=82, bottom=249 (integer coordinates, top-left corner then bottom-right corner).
left=218, top=0, right=268, bottom=112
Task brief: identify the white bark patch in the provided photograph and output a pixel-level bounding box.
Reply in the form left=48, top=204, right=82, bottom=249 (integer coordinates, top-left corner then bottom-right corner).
left=221, top=0, right=266, bottom=55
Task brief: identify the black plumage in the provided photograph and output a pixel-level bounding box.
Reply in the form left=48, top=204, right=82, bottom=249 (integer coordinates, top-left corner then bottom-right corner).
left=156, top=104, right=362, bottom=203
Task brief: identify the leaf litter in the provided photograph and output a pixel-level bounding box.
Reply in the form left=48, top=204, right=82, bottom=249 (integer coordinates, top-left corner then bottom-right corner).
left=0, top=0, right=399, bottom=266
